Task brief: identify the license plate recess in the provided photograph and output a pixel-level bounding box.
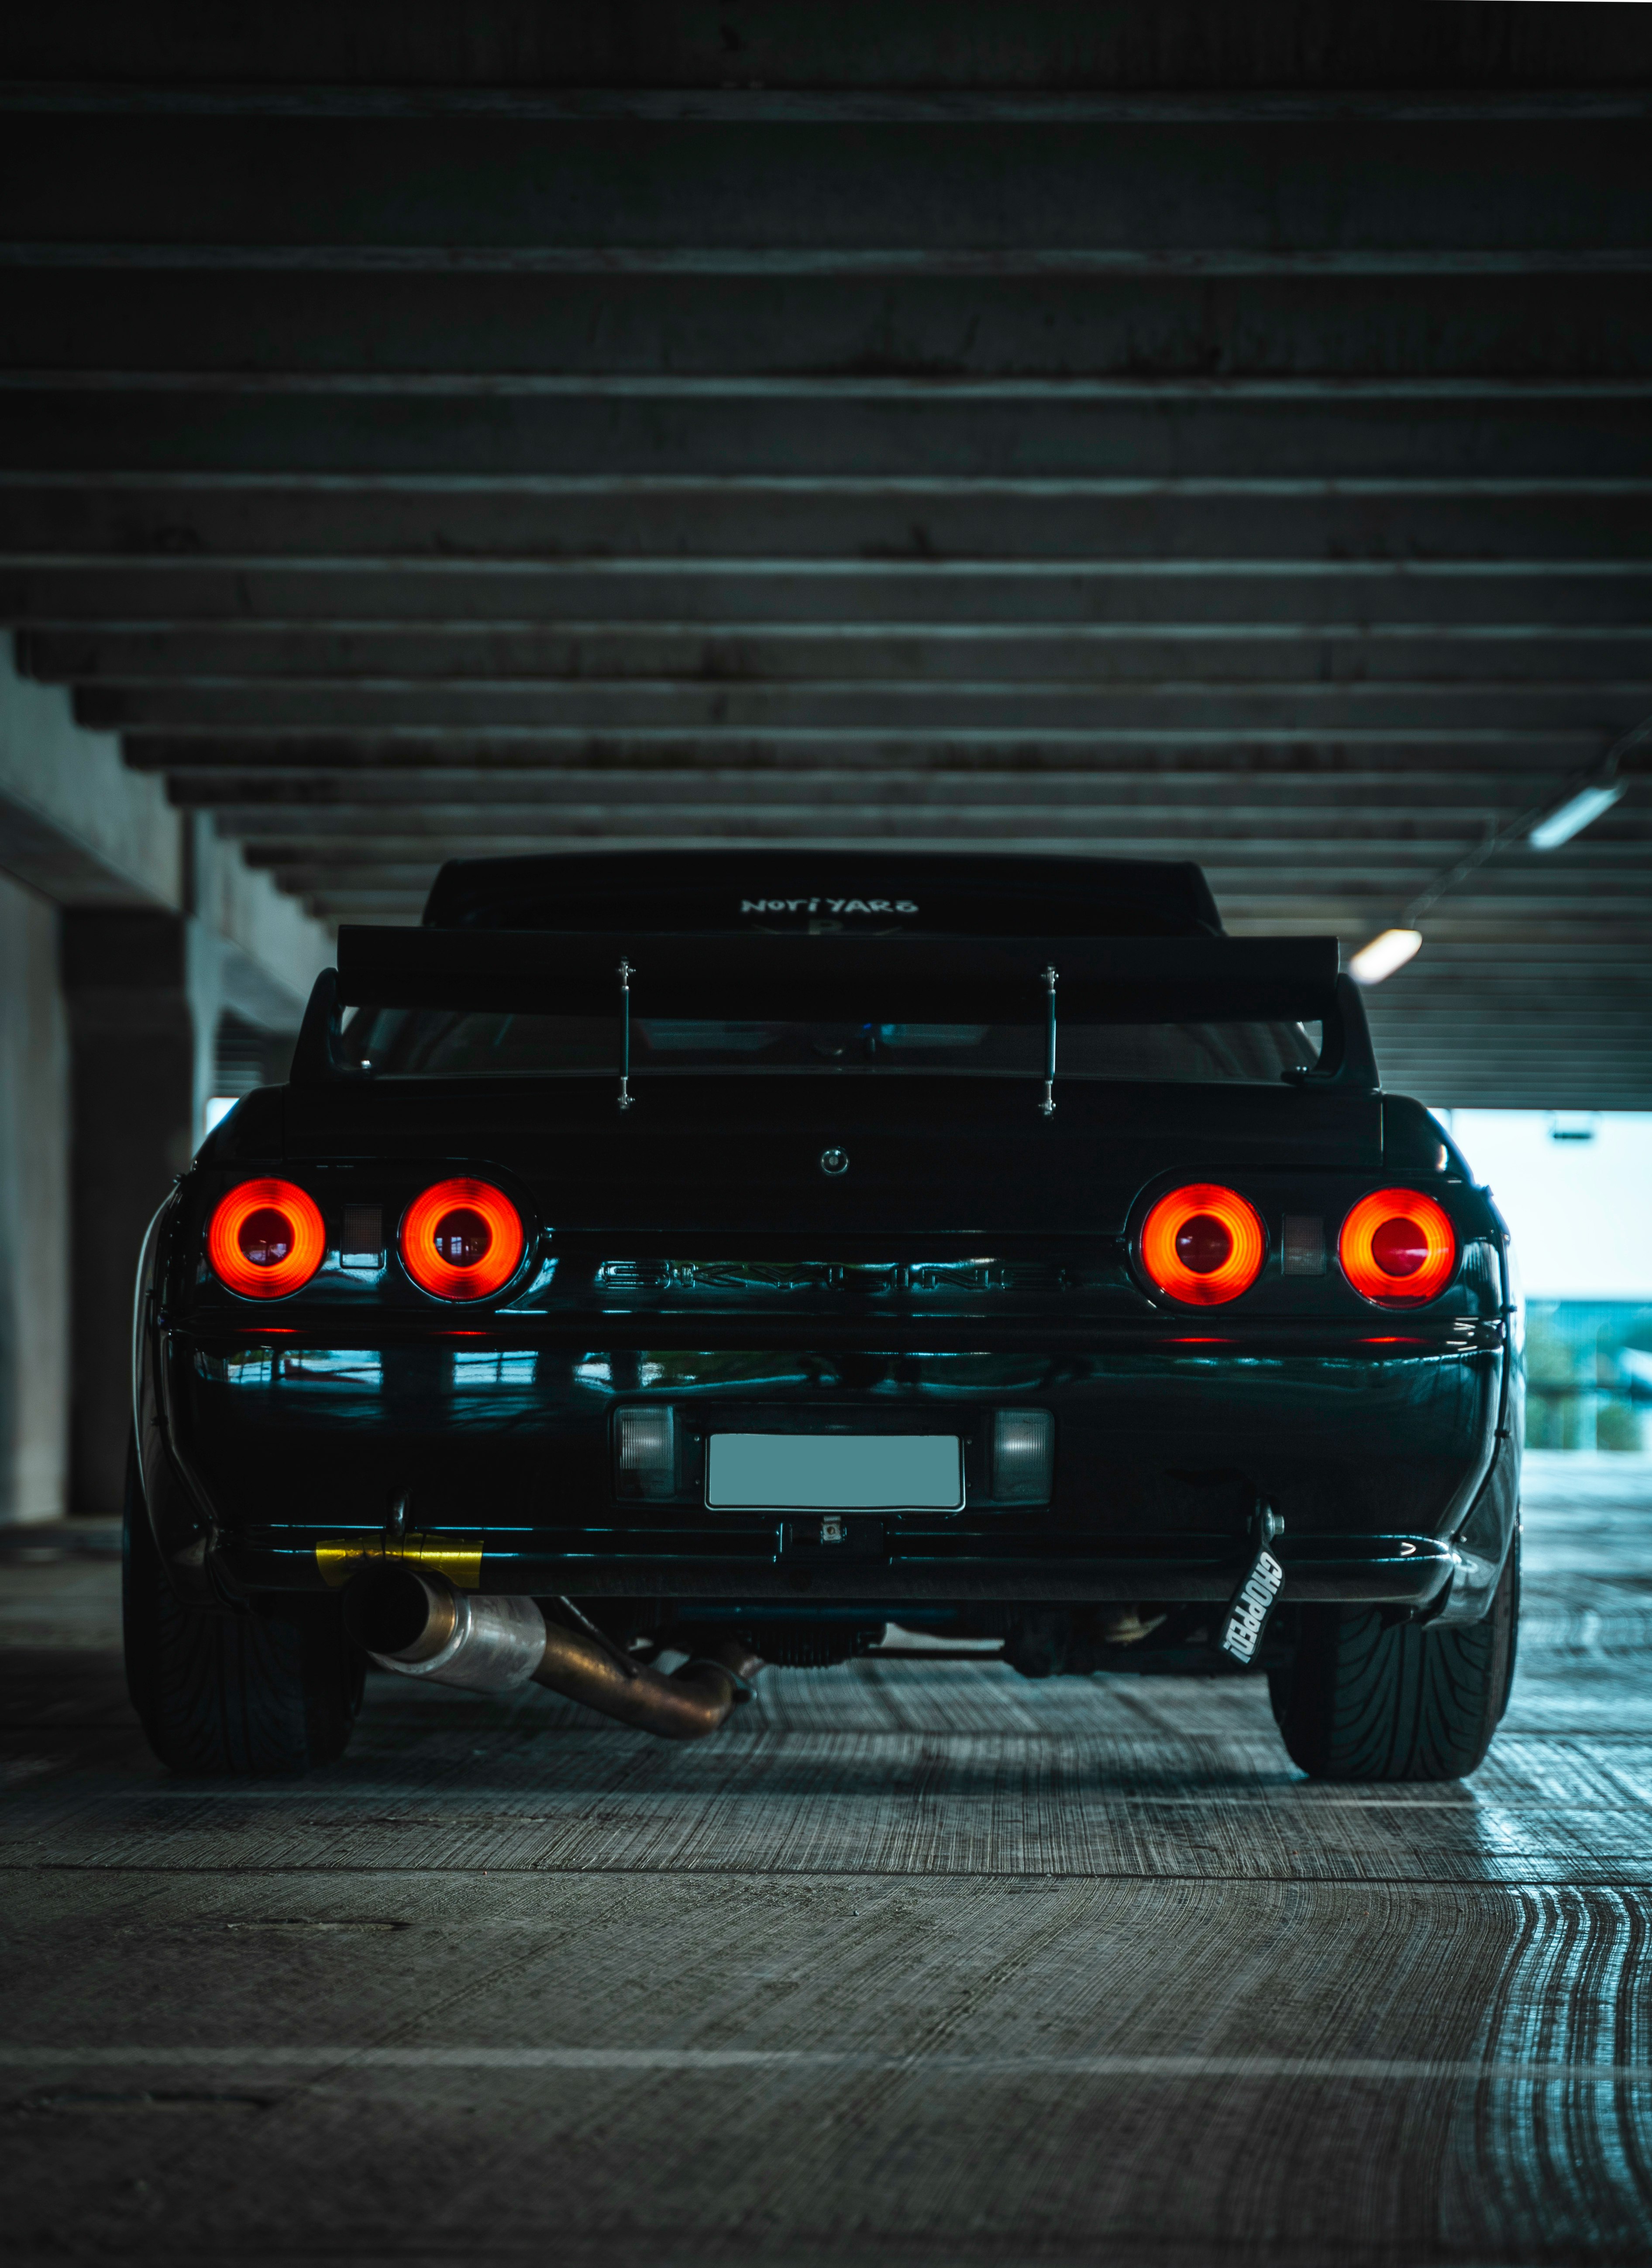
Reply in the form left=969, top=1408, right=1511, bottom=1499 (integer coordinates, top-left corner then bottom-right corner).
left=705, top=1433, right=964, bottom=1512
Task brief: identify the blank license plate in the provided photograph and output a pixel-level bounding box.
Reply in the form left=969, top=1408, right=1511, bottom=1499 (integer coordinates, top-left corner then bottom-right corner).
left=705, top=1433, right=964, bottom=1511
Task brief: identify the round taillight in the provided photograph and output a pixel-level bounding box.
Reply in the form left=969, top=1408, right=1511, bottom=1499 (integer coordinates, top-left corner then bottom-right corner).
left=1139, top=1183, right=1266, bottom=1306
left=206, top=1178, right=326, bottom=1299
left=399, top=1178, right=525, bottom=1302
left=1339, top=1189, right=1457, bottom=1307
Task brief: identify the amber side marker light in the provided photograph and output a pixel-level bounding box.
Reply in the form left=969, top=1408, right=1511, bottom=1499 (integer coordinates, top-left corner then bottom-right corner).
left=400, top=1178, right=525, bottom=1302
left=206, top=1178, right=326, bottom=1299
left=1140, top=1183, right=1266, bottom=1306
left=1339, top=1188, right=1457, bottom=1308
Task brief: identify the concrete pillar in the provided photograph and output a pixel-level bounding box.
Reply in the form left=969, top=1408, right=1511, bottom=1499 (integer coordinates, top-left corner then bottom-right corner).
left=0, top=871, right=71, bottom=1524
left=3, top=651, right=329, bottom=1525
left=60, top=910, right=197, bottom=1520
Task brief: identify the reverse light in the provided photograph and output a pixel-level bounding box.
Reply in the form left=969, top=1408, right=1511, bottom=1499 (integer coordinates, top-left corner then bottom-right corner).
left=614, top=1406, right=678, bottom=1500
left=1338, top=1188, right=1457, bottom=1308
left=399, top=1178, right=525, bottom=1302
left=206, top=1178, right=326, bottom=1300
left=1139, top=1183, right=1266, bottom=1306
left=992, top=1409, right=1054, bottom=1502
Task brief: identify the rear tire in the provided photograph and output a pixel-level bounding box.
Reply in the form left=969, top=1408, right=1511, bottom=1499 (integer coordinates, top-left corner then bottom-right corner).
left=1270, top=1540, right=1518, bottom=1782
left=123, top=1440, right=362, bottom=1775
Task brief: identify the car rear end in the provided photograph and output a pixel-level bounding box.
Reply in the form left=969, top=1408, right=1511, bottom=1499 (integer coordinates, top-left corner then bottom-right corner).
left=129, top=853, right=1521, bottom=1778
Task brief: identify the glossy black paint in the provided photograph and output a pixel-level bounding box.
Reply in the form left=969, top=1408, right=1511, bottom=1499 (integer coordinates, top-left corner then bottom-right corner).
left=132, top=854, right=1522, bottom=1666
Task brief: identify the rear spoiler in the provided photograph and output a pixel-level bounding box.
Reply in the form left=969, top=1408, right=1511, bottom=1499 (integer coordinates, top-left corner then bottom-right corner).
left=292, top=927, right=1377, bottom=1093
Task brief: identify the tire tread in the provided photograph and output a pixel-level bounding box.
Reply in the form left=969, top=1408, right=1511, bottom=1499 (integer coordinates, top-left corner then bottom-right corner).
left=1271, top=1543, right=1517, bottom=1782
left=123, top=1442, right=360, bottom=1775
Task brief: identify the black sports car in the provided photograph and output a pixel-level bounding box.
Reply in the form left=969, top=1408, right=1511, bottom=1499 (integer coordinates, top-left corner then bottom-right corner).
left=126, top=851, right=1522, bottom=1781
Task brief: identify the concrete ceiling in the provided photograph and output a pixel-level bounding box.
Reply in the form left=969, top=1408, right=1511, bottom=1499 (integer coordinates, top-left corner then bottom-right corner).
left=1, top=4, right=1649, bottom=1105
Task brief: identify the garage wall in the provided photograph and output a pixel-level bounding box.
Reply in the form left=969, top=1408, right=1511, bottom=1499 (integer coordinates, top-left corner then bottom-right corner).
left=0, top=649, right=334, bottom=1524
left=0, top=870, right=69, bottom=1523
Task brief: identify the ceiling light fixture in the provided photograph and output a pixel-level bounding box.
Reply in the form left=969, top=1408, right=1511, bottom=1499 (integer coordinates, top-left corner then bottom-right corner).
left=1528, top=781, right=1626, bottom=852
left=1346, top=711, right=1646, bottom=989
left=1349, top=927, right=1423, bottom=987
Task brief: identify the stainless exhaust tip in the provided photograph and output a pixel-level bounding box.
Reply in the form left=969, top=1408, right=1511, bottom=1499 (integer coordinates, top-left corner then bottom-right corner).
left=344, top=1568, right=547, bottom=1691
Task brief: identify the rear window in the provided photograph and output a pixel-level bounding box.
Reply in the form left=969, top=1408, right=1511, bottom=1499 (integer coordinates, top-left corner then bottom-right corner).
left=346, top=1011, right=1319, bottom=1085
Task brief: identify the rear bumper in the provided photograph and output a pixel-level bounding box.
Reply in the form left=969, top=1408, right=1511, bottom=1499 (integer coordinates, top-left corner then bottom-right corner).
left=148, top=1324, right=1507, bottom=1613
left=214, top=1520, right=1461, bottom=1608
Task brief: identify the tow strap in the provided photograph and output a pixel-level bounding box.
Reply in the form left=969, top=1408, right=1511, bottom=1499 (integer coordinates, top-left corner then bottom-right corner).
left=1216, top=1507, right=1286, bottom=1665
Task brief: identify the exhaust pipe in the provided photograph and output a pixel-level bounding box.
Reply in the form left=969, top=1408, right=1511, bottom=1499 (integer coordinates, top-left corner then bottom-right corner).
left=343, top=1568, right=761, bottom=1741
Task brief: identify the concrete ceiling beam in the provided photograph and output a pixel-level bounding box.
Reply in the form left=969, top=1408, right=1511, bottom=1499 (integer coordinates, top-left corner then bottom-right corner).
left=160, top=771, right=1641, bottom=814
left=7, top=380, right=1652, bottom=483
left=2, top=265, right=1645, bottom=384
left=22, top=626, right=1652, bottom=686
left=119, top=731, right=1621, bottom=772
left=241, top=843, right=1652, bottom=893
left=190, top=793, right=1652, bottom=841
left=6, top=482, right=1647, bottom=564
left=3, top=8, right=1648, bottom=96
left=70, top=679, right=1652, bottom=734
left=6, top=564, right=1652, bottom=630
left=4, top=106, right=1648, bottom=252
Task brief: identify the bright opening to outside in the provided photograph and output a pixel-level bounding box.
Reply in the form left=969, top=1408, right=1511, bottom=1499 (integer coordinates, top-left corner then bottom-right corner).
left=1434, top=1111, right=1652, bottom=1454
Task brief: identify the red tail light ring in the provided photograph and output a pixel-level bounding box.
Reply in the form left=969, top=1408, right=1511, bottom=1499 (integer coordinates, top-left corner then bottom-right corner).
left=400, top=1178, right=526, bottom=1302
left=206, top=1178, right=326, bottom=1300
left=1139, top=1183, right=1266, bottom=1306
left=1339, top=1189, right=1457, bottom=1307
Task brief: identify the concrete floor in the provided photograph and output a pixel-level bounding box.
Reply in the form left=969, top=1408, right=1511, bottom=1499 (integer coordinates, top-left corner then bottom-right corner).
left=3, top=1453, right=1651, bottom=2266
